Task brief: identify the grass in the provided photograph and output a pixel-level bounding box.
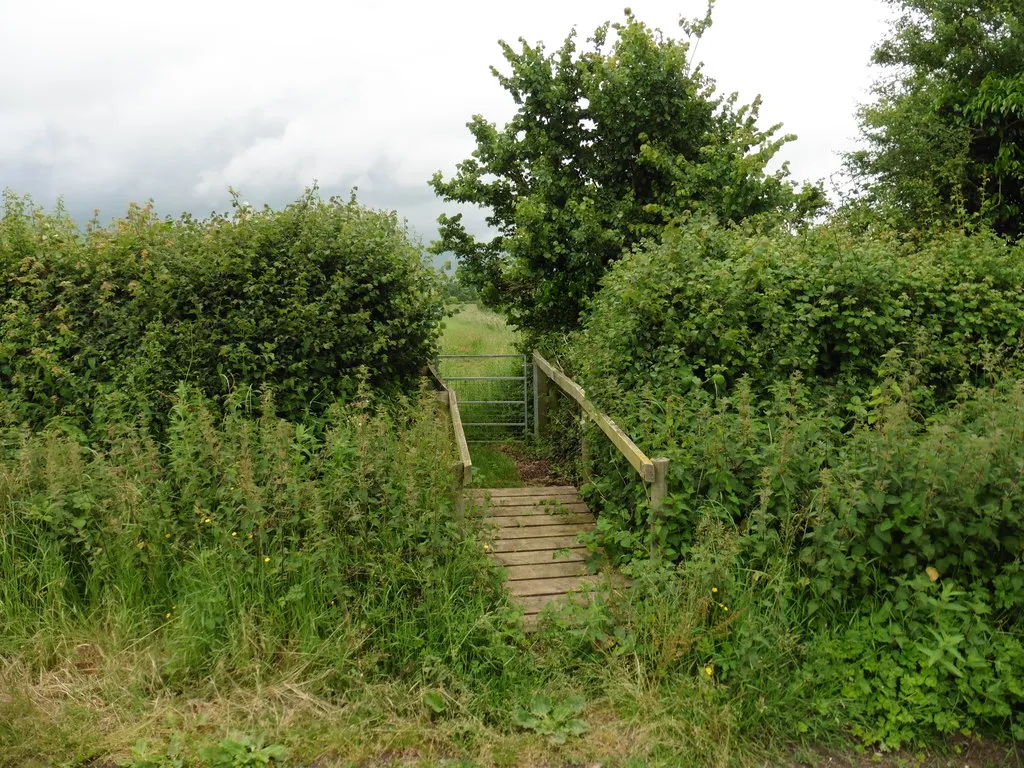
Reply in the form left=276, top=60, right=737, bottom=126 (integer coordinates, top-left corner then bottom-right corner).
left=4, top=305, right=1022, bottom=767
left=439, top=303, right=520, bottom=358
left=438, top=304, right=527, bottom=486
left=466, top=444, right=523, bottom=488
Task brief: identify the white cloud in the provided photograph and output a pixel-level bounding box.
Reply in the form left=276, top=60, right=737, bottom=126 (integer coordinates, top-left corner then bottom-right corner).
left=0, top=0, right=893, bottom=240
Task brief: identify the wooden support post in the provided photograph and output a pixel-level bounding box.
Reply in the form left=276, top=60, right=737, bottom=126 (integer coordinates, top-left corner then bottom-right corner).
left=453, top=460, right=467, bottom=520
left=580, top=413, right=591, bottom=483
left=534, top=356, right=550, bottom=438
left=649, top=457, right=670, bottom=558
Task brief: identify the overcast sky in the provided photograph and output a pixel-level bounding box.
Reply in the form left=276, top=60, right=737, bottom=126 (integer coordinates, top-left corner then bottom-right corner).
left=1, top=0, right=893, bottom=247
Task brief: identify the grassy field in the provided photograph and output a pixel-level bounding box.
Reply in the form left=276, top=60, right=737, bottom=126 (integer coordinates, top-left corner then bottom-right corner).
left=438, top=303, right=520, bottom=357
left=438, top=304, right=525, bottom=487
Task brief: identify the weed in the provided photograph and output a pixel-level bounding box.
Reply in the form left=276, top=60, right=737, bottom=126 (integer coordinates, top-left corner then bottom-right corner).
left=199, top=736, right=287, bottom=767
left=513, top=694, right=589, bottom=745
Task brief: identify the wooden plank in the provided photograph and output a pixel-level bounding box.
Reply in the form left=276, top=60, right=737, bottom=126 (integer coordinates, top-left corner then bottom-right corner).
left=492, top=523, right=593, bottom=540
left=518, top=592, right=597, bottom=615
left=485, top=502, right=589, bottom=517
left=482, top=494, right=582, bottom=507
left=532, top=353, right=656, bottom=483
left=468, top=486, right=577, bottom=498
left=447, top=387, right=473, bottom=483
left=491, top=548, right=587, bottom=566
left=429, top=365, right=473, bottom=485
left=489, top=535, right=586, bottom=553
left=501, top=562, right=589, bottom=580
left=509, top=575, right=600, bottom=597
left=649, top=457, right=670, bottom=557
left=489, top=513, right=594, bottom=528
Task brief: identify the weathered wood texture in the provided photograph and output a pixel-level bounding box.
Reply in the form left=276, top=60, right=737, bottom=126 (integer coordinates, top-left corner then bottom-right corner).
left=478, top=486, right=605, bottom=624
left=428, top=364, right=473, bottom=488
left=530, top=353, right=670, bottom=522
left=532, top=352, right=655, bottom=482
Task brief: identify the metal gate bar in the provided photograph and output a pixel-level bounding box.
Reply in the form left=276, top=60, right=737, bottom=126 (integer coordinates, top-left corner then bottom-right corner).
left=436, top=354, right=529, bottom=436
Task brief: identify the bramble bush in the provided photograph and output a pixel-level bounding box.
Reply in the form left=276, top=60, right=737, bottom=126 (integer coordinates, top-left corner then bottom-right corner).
left=564, top=222, right=1024, bottom=747
left=0, top=188, right=444, bottom=429
left=579, top=219, right=1024, bottom=411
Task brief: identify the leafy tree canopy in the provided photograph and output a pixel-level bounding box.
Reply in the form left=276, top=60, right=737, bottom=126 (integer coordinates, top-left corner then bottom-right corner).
left=430, top=9, right=826, bottom=335
left=845, top=0, right=1024, bottom=239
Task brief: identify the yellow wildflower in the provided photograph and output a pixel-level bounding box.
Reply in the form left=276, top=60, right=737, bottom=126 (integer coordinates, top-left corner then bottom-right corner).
left=712, top=587, right=718, bottom=593
left=264, top=557, right=271, bottom=563
left=704, top=665, right=713, bottom=676
left=164, top=533, right=171, bottom=539
left=231, top=531, right=237, bottom=537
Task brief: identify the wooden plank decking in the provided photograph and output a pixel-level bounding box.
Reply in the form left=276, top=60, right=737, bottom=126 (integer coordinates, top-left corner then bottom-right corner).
left=467, top=486, right=600, bottom=626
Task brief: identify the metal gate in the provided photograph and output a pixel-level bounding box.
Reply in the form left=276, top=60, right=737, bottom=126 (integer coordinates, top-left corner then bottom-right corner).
left=435, top=354, right=529, bottom=441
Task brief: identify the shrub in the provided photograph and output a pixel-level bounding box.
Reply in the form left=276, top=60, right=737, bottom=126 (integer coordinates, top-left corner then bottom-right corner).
left=572, top=375, right=1024, bottom=746
left=565, top=222, right=1024, bottom=746
left=0, top=189, right=444, bottom=428
left=578, top=220, right=1024, bottom=413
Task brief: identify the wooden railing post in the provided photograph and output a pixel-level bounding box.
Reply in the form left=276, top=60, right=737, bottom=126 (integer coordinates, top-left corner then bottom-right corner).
left=428, top=365, right=473, bottom=519
left=453, top=460, right=467, bottom=520
left=533, top=352, right=550, bottom=438
left=649, top=457, right=670, bottom=557
left=580, top=413, right=591, bottom=482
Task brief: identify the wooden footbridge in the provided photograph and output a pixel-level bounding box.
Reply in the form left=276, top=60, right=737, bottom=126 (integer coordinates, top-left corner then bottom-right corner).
left=431, top=352, right=670, bottom=626
left=469, top=485, right=597, bottom=625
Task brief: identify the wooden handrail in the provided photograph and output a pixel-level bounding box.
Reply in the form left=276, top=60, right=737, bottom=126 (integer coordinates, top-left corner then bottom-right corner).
left=428, top=365, right=472, bottom=488
left=533, top=352, right=669, bottom=518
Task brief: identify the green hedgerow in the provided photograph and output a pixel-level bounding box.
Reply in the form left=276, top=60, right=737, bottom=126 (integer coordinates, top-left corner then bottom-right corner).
left=0, top=188, right=444, bottom=430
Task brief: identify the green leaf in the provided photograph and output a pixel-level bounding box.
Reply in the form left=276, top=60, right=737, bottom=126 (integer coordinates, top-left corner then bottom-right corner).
left=424, top=690, right=446, bottom=714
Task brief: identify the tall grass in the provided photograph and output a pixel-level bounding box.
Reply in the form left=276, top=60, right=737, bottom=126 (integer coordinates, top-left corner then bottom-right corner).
left=0, top=385, right=519, bottom=694
left=4, top=388, right=1020, bottom=764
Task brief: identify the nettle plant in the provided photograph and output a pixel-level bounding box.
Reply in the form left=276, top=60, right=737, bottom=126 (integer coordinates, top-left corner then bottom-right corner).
left=567, top=219, right=1024, bottom=746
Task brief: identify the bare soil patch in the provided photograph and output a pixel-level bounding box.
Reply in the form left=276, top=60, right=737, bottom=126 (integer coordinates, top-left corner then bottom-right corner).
left=501, top=443, right=561, bottom=486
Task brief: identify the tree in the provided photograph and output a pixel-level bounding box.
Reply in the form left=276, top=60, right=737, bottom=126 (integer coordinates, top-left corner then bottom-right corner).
left=430, top=10, right=825, bottom=335
left=845, top=0, right=1024, bottom=239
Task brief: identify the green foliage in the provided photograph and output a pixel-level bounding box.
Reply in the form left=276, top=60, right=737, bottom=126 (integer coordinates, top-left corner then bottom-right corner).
left=438, top=263, right=480, bottom=304
left=809, top=579, right=1024, bottom=747
left=431, top=10, right=825, bottom=334
left=566, top=222, right=1024, bottom=747
left=423, top=689, right=447, bottom=714
left=0, top=188, right=444, bottom=429
left=572, top=374, right=1024, bottom=746
left=124, top=738, right=186, bottom=768
left=199, top=736, right=287, bottom=767
left=578, top=221, right=1024, bottom=410
left=845, top=0, right=1024, bottom=239
left=0, top=388, right=517, bottom=689
left=513, top=693, right=588, bottom=745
